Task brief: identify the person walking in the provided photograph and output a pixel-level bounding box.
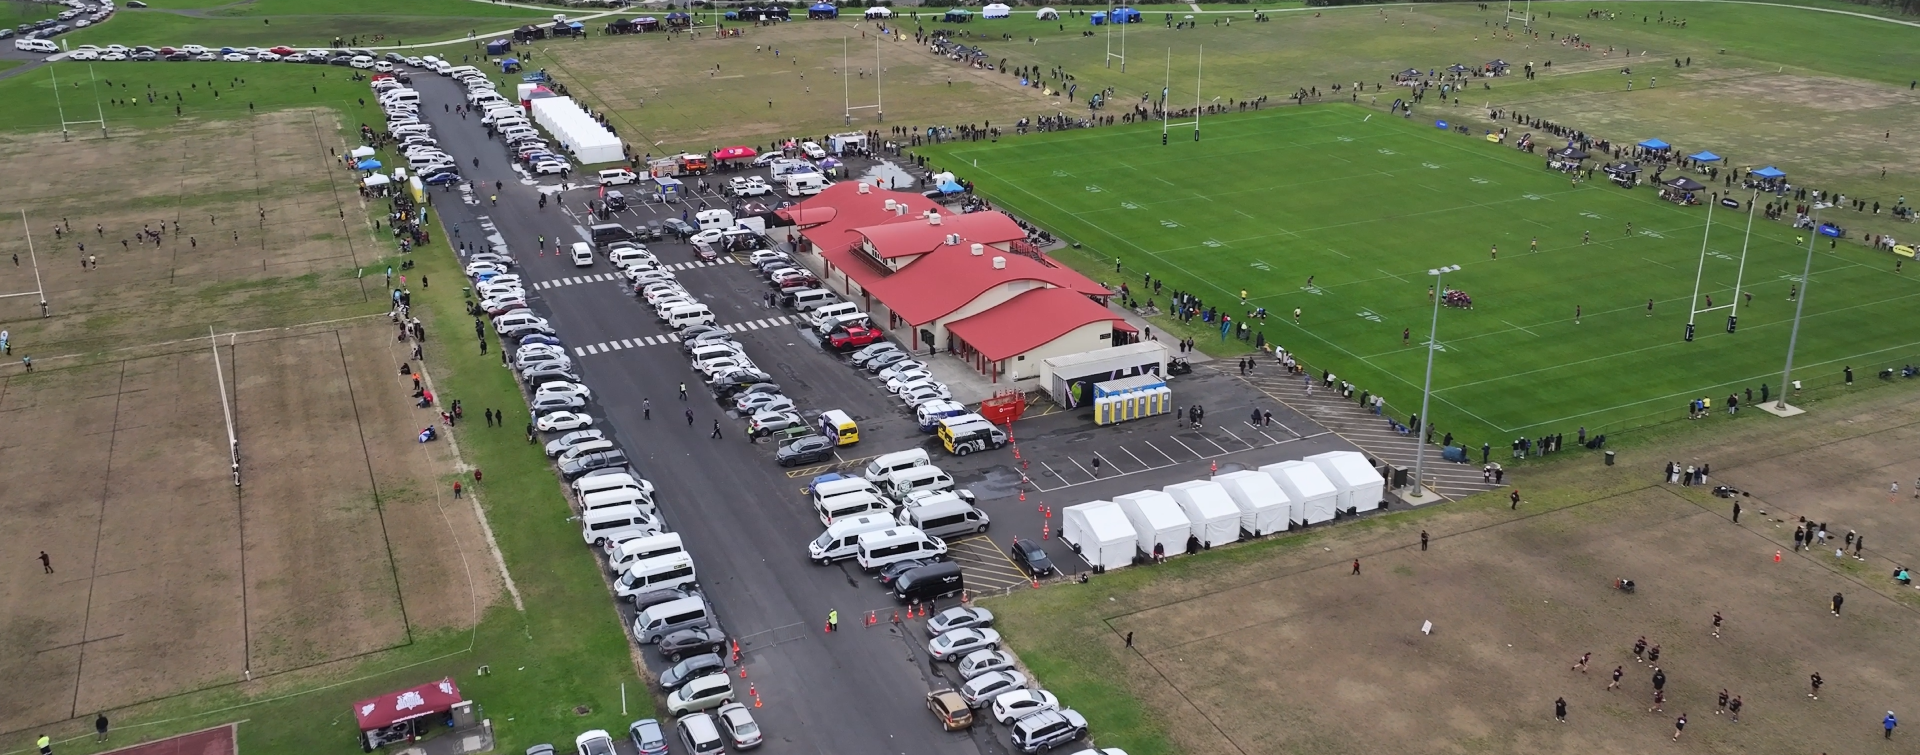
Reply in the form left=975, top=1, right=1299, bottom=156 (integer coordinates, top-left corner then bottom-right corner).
left=1809, top=672, right=1823, bottom=699
left=36, top=734, right=50, bottom=755
left=1831, top=592, right=1844, bottom=616
left=1652, top=667, right=1666, bottom=692
left=711, top=420, right=724, bottom=439
left=1648, top=689, right=1664, bottom=712
left=95, top=713, right=109, bottom=742
left=1420, top=530, right=1429, bottom=551
left=1717, top=688, right=1729, bottom=715
left=1510, top=489, right=1521, bottom=510
left=1124, top=631, right=1133, bottom=648
left=827, top=609, right=839, bottom=632
left=453, top=481, right=463, bottom=499
left=1351, top=559, right=1361, bottom=575
left=1571, top=652, right=1590, bottom=672
left=39, top=551, right=52, bottom=574
left=1554, top=697, right=1567, bottom=722
left=1731, top=500, right=1741, bottom=523
left=1885, top=711, right=1898, bottom=739
left=643, top=398, right=651, bottom=420
left=1608, top=665, right=1623, bottom=690
left=1632, top=636, right=1647, bottom=663
left=1672, top=713, right=1686, bottom=740
left=1728, top=695, right=1742, bottom=722
left=1711, top=610, right=1723, bottom=638
left=1647, top=644, right=1660, bottom=664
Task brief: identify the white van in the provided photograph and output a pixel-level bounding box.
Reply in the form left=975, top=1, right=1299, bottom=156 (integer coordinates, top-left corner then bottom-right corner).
left=598, top=168, right=639, bottom=186
left=445, top=65, right=482, bottom=78
left=500, top=126, right=538, bottom=141
left=632, top=595, right=712, bottom=643
left=695, top=208, right=735, bottom=232
left=786, top=288, right=837, bottom=312
left=391, top=125, right=433, bottom=139
left=808, top=302, right=861, bottom=329
left=808, top=513, right=895, bottom=564
left=378, top=89, right=420, bottom=104
left=813, top=312, right=871, bottom=337
left=581, top=488, right=658, bottom=520
left=580, top=504, right=653, bottom=546
left=811, top=477, right=879, bottom=512
left=614, top=553, right=698, bottom=602
left=608, top=532, right=685, bottom=575
left=897, top=496, right=990, bottom=539
left=573, top=472, right=650, bottom=500
left=814, top=490, right=888, bottom=527
left=15, top=38, right=57, bottom=53
left=666, top=304, right=715, bottom=329
left=570, top=242, right=594, bottom=267
left=687, top=343, right=742, bottom=364
left=881, top=465, right=954, bottom=502
left=864, top=449, right=931, bottom=483
left=915, top=400, right=969, bottom=433
left=783, top=173, right=828, bottom=197
left=854, top=527, right=947, bottom=571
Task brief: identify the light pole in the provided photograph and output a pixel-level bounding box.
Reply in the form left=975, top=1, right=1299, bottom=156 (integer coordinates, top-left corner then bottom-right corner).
left=1775, top=211, right=1820, bottom=411
left=1411, top=264, right=1459, bottom=499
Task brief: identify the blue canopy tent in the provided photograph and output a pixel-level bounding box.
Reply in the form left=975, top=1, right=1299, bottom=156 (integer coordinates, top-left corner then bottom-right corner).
left=485, top=39, right=511, bottom=55
left=1090, top=11, right=1106, bottom=24
left=356, top=159, right=382, bottom=170
left=499, top=57, right=521, bottom=73
left=1754, top=166, right=1786, bottom=178
left=935, top=179, right=966, bottom=195
left=1638, top=138, right=1670, bottom=150
left=808, top=3, right=837, bottom=19
left=1689, top=151, right=1721, bottom=162
left=1111, top=7, right=1141, bottom=23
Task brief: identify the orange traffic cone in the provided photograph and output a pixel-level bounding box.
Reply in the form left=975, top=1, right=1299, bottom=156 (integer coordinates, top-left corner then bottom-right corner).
left=1013, top=447, right=1021, bottom=460
left=754, top=696, right=763, bottom=709
left=731, top=639, right=741, bottom=661
left=891, top=610, right=901, bottom=624
left=1019, top=490, right=1026, bottom=502
left=749, top=683, right=757, bottom=698
left=1045, top=506, right=1051, bottom=518
left=1031, top=578, right=1040, bottom=589
left=1211, top=459, right=1218, bottom=473
left=1774, top=550, right=1782, bottom=563
left=1043, top=522, right=1051, bottom=540
left=739, top=665, right=748, bottom=678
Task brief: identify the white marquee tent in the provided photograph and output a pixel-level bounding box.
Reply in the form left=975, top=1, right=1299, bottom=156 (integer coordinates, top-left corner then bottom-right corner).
left=863, top=6, right=892, bottom=18
left=1212, top=470, right=1291, bottom=537
left=1036, top=7, right=1059, bottom=19
left=529, top=96, right=623, bottom=165
left=1262, top=461, right=1339, bottom=526
left=1061, top=501, right=1136, bottom=571
left=1115, top=490, right=1190, bottom=558
left=1306, top=451, right=1386, bottom=513
left=982, top=3, right=1012, bottom=18
left=1164, top=480, right=1241, bottom=549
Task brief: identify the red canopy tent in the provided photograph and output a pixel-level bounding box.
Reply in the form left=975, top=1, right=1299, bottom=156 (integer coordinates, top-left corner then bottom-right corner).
left=713, top=146, right=758, bottom=161
left=354, top=678, right=464, bottom=749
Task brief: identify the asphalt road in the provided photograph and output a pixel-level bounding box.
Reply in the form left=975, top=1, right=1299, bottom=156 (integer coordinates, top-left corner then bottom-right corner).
left=406, top=70, right=1368, bottom=754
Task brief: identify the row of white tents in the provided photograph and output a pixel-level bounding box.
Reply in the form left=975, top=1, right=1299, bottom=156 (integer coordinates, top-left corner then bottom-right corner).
left=1061, top=451, right=1385, bottom=571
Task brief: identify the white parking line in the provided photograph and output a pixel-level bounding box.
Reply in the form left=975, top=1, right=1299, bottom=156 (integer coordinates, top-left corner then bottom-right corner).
left=1093, top=450, right=1123, bottom=474
left=573, top=346, right=587, bottom=356
left=1171, top=436, right=1202, bottom=458
left=621, top=339, right=636, bottom=348
left=1122, top=446, right=1150, bottom=468
left=1219, top=427, right=1255, bottom=449
left=1143, top=440, right=1178, bottom=463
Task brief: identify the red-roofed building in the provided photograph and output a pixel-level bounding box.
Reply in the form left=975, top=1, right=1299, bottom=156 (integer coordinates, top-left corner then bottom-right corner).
left=777, top=182, right=1127, bottom=384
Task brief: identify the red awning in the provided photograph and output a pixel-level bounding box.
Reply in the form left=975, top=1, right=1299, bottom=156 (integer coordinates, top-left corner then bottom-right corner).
left=353, top=679, right=464, bottom=731
left=713, top=146, right=758, bottom=160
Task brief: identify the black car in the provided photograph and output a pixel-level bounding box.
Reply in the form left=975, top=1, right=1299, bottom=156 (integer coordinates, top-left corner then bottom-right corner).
left=560, top=450, right=628, bottom=480
left=775, top=435, right=835, bottom=467
left=658, top=627, right=726, bottom=662
left=1009, top=539, right=1055, bottom=578
left=658, top=653, right=726, bottom=691
left=328, top=55, right=353, bottom=66
left=131, top=50, right=158, bottom=61
left=165, top=52, right=189, bottom=61
left=878, top=558, right=935, bottom=586
left=631, top=585, right=698, bottom=613
left=522, top=366, right=581, bottom=386
left=709, top=370, right=774, bottom=398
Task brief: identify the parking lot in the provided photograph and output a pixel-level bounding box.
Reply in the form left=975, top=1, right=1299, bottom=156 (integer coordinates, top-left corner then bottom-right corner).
left=410, top=69, right=1374, bottom=753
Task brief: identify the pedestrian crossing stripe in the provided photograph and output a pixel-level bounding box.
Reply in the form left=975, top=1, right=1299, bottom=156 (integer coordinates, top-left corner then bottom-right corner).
left=574, top=316, right=797, bottom=356
left=531, top=260, right=734, bottom=290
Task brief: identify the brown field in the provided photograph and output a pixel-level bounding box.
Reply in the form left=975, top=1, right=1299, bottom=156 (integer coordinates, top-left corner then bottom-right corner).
left=1002, top=384, right=1920, bottom=755
left=0, top=114, right=497, bottom=737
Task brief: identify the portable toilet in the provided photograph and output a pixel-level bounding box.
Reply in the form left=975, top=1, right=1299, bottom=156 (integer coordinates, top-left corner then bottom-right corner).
left=1261, top=460, right=1339, bottom=525
left=1095, top=395, right=1114, bottom=425
left=1061, top=501, right=1135, bottom=571
left=1115, top=490, right=1190, bottom=559
left=1213, top=470, right=1291, bottom=537
left=1163, top=480, right=1241, bottom=548
left=1305, top=451, right=1387, bottom=514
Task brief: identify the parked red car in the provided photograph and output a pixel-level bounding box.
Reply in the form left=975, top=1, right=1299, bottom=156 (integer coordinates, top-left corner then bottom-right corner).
left=826, top=326, right=883, bottom=351
left=269, top=46, right=296, bottom=56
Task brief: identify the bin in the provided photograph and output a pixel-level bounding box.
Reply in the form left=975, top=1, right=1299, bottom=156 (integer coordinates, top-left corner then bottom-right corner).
left=1604, top=450, right=1615, bottom=466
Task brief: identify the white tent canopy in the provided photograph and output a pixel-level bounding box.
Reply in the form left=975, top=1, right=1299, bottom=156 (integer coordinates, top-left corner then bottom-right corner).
left=863, top=6, right=892, bottom=17
left=1306, top=451, right=1386, bottom=513
left=350, top=146, right=377, bottom=158
left=1062, top=501, right=1135, bottom=571
left=1115, top=490, right=1190, bottom=558
left=1262, top=461, right=1339, bottom=525
left=362, top=174, right=391, bottom=187
left=1036, top=7, right=1059, bottom=19
left=982, top=2, right=1012, bottom=18
left=1164, top=480, right=1241, bottom=549
left=529, top=96, right=623, bottom=165
left=1212, top=470, right=1291, bottom=537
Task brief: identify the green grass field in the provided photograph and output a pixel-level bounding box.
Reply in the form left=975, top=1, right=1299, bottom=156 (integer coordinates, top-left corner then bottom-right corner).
left=919, top=105, right=1920, bottom=447
left=65, top=0, right=554, bottom=48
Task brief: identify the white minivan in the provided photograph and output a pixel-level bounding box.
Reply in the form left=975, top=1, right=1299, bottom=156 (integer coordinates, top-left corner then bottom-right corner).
left=814, top=490, right=888, bottom=527
left=665, top=303, right=716, bottom=329
left=570, top=242, right=595, bottom=267
left=615, top=553, right=697, bottom=602
left=783, top=173, right=827, bottom=197
left=15, top=38, right=58, bottom=53
left=811, top=477, right=879, bottom=512
left=881, top=465, right=955, bottom=502
left=581, top=488, right=658, bottom=520
left=580, top=504, right=654, bottom=546
left=808, top=302, right=861, bottom=329
left=632, top=595, right=712, bottom=644
left=864, top=448, right=931, bottom=483
left=609, top=532, right=685, bottom=575
left=808, top=513, right=896, bottom=564
left=573, top=472, right=651, bottom=500
left=854, top=526, right=947, bottom=571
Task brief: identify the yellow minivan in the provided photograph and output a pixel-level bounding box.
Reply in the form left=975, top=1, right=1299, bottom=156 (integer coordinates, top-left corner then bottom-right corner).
left=817, top=409, right=859, bottom=445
